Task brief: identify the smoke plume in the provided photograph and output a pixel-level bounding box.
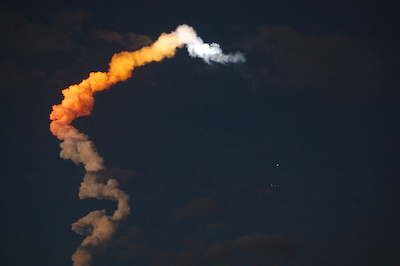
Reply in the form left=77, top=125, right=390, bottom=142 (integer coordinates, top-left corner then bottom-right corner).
left=50, top=24, right=245, bottom=266
left=175, top=24, right=246, bottom=64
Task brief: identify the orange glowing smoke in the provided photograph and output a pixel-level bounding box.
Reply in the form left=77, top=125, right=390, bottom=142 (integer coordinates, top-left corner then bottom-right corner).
left=50, top=32, right=182, bottom=140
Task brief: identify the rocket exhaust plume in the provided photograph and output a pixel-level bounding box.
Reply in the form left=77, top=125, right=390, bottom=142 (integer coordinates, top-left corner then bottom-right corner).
left=50, top=24, right=245, bottom=266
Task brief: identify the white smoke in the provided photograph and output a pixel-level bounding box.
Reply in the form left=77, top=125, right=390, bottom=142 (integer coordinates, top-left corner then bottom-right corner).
left=174, top=24, right=246, bottom=64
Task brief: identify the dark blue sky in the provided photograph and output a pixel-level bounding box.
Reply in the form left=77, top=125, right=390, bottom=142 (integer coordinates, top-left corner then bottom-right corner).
left=1, top=1, right=399, bottom=266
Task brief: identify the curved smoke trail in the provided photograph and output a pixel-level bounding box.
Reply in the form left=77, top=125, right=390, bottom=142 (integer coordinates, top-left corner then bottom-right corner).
left=50, top=24, right=245, bottom=266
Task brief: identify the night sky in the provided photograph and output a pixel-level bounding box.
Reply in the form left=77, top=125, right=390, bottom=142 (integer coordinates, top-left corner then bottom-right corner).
left=1, top=1, right=399, bottom=266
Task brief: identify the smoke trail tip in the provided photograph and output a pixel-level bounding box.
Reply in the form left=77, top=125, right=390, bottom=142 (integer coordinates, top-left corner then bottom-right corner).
left=173, top=24, right=246, bottom=64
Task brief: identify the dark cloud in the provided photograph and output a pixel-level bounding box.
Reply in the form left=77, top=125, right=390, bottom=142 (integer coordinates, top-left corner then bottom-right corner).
left=204, top=243, right=230, bottom=261
left=331, top=237, right=400, bottom=265
left=151, top=252, right=175, bottom=266
left=53, top=11, right=87, bottom=33
left=107, top=233, right=152, bottom=262
left=313, top=258, right=335, bottom=266
left=177, top=252, right=203, bottom=266
left=0, top=9, right=80, bottom=54
left=117, top=242, right=150, bottom=260
left=95, top=29, right=152, bottom=51
left=126, top=225, right=142, bottom=236
left=183, top=233, right=301, bottom=265
left=241, top=25, right=389, bottom=99
left=233, top=233, right=300, bottom=258
left=0, top=8, right=89, bottom=92
left=172, top=197, right=222, bottom=220
left=0, top=58, right=27, bottom=90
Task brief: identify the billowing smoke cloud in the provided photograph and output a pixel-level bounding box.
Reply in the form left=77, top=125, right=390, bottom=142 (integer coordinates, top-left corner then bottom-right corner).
left=50, top=24, right=245, bottom=266
left=174, top=24, right=246, bottom=64
left=71, top=172, right=130, bottom=266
